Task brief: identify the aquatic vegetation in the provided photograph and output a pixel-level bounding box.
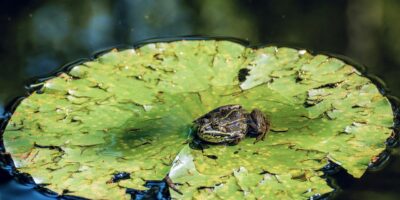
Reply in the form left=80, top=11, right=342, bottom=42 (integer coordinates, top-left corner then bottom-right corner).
left=2, top=40, right=394, bottom=199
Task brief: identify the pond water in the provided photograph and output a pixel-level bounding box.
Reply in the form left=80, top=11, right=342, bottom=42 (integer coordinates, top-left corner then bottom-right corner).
left=1, top=1, right=400, bottom=199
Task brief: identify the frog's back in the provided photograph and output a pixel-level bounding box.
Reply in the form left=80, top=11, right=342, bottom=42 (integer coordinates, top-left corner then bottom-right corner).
left=195, top=104, right=249, bottom=144
left=219, top=108, right=248, bottom=135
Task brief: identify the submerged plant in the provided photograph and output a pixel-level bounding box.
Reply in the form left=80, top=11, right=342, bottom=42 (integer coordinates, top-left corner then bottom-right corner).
left=1, top=40, right=395, bottom=199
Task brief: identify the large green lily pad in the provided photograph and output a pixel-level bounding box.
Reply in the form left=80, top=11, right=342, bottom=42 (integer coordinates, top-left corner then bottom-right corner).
left=2, top=40, right=394, bottom=199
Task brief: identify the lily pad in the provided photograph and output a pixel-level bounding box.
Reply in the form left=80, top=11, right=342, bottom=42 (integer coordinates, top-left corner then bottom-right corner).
left=2, top=40, right=394, bottom=199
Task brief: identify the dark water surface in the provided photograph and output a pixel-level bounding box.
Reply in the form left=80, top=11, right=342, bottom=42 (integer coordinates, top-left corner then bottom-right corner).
left=1, top=1, right=400, bottom=199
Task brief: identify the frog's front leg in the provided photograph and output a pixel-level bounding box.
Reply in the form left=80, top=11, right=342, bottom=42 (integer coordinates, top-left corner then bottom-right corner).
left=248, top=109, right=269, bottom=143
left=227, top=131, right=246, bottom=145
left=229, top=137, right=242, bottom=145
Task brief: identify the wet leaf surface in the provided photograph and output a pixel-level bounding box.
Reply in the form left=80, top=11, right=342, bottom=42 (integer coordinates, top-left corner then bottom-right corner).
left=2, top=40, right=394, bottom=199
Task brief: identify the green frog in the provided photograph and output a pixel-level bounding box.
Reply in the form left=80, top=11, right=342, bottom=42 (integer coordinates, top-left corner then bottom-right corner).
left=194, top=104, right=269, bottom=144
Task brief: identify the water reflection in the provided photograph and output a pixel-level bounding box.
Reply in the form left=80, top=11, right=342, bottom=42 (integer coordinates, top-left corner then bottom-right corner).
left=25, top=54, right=60, bottom=77
left=32, top=5, right=71, bottom=48
left=0, top=180, right=54, bottom=200
left=121, top=0, right=193, bottom=41
left=0, top=104, right=4, bottom=118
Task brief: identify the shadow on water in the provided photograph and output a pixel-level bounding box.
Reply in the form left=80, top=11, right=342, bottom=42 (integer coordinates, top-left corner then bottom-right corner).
left=1, top=1, right=400, bottom=200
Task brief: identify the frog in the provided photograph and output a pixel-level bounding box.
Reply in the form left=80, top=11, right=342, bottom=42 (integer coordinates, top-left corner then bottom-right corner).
left=194, top=104, right=269, bottom=144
